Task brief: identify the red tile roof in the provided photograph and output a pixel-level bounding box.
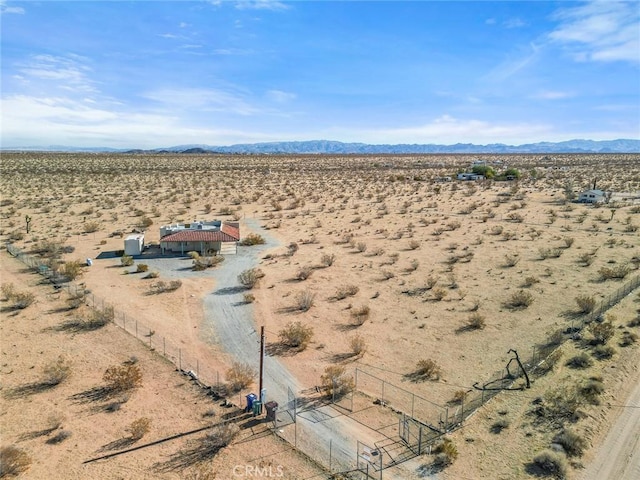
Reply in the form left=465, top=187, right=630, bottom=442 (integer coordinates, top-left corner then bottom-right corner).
left=221, top=223, right=240, bottom=240
left=160, top=230, right=239, bottom=243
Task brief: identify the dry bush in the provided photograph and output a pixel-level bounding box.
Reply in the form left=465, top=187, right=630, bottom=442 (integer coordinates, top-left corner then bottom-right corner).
left=192, top=256, right=224, bottom=271
left=592, top=344, right=616, bottom=360
left=334, top=285, right=359, bottom=300
left=599, top=264, right=631, bottom=280
left=188, top=251, right=200, bottom=260
left=278, top=321, right=313, bottom=350
left=450, top=390, right=467, bottom=405
left=530, top=450, right=568, bottom=478
left=490, top=418, right=510, bottom=434
left=465, top=312, right=486, bottom=330
left=575, top=295, right=596, bottom=314
left=204, top=422, right=239, bottom=450
left=619, top=330, right=638, bottom=347
left=505, top=290, right=534, bottom=309
left=349, top=334, right=367, bottom=357
left=42, top=355, right=72, bottom=386
left=294, top=290, right=315, bottom=311
left=136, top=263, right=149, bottom=273
left=432, top=287, right=448, bottom=301
left=0, top=445, right=32, bottom=478
left=350, top=305, right=370, bottom=325
left=588, top=320, right=615, bottom=345
left=127, top=417, right=151, bottom=440
left=407, top=239, right=420, bottom=250
left=1, top=282, right=15, bottom=301
left=566, top=353, right=592, bottom=369
left=554, top=429, right=587, bottom=457
left=238, top=268, right=265, bottom=289
left=83, top=221, right=100, bottom=233
left=425, top=275, right=439, bottom=289
left=563, top=237, right=575, bottom=248
left=577, top=252, right=596, bottom=266
left=10, top=291, right=35, bottom=310
left=103, top=363, right=143, bottom=392
left=537, top=349, right=563, bottom=375
left=320, top=253, right=336, bottom=267
left=503, top=254, right=520, bottom=267
left=225, top=362, right=255, bottom=392
left=522, top=276, right=540, bottom=287
left=580, top=377, right=605, bottom=404
left=320, top=365, right=354, bottom=398
left=539, top=247, right=563, bottom=259
left=243, top=293, right=255, bottom=304
left=60, top=260, right=84, bottom=281
left=121, top=255, right=134, bottom=267
left=295, top=266, right=313, bottom=281
left=150, top=280, right=182, bottom=294
left=432, top=438, right=458, bottom=467
left=414, top=359, right=442, bottom=380
left=355, top=242, right=367, bottom=253
left=240, top=233, right=266, bottom=246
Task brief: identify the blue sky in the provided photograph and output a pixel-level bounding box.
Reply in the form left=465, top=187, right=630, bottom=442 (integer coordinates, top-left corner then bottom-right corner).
left=1, top=0, right=639, bottom=148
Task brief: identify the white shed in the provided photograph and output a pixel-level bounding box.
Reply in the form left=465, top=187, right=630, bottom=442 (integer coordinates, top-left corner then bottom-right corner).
left=124, top=234, right=145, bottom=256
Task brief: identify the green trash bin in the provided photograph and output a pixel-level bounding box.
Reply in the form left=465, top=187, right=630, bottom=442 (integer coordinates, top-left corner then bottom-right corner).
left=252, top=400, right=262, bottom=416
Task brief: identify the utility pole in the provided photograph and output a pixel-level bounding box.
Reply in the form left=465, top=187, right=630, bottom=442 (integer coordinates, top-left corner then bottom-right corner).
left=259, top=325, right=265, bottom=412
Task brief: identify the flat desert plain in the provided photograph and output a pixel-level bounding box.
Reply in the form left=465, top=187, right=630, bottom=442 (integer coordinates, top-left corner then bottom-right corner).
left=1, top=152, right=639, bottom=479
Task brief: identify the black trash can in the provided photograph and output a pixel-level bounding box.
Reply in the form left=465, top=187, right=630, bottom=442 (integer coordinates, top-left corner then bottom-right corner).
left=265, top=401, right=278, bottom=421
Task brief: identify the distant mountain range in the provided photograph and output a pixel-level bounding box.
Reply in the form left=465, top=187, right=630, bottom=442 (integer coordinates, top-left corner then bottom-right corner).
left=5, top=138, right=640, bottom=154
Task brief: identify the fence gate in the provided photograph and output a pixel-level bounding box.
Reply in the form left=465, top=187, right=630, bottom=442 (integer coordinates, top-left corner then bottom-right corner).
left=399, top=414, right=425, bottom=455
left=357, top=441, right=382, bottom=480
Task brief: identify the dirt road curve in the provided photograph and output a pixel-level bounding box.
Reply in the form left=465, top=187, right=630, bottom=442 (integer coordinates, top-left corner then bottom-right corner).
left=580, top=374, right=640, bottom=480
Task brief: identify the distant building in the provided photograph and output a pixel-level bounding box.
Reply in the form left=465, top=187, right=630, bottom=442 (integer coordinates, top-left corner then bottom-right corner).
left=159, top=220, right=240, bottom=255
left=578, top=189, right=606, bottom=204
left=457, top=173, right=485, bottom=181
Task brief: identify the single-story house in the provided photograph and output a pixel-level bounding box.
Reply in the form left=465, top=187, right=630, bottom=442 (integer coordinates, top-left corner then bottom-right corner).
left=159, top=221, right=240, bottom=255
left=457, top=173, right=485, bottom=181
left=578, top=189, right=606, bottom=204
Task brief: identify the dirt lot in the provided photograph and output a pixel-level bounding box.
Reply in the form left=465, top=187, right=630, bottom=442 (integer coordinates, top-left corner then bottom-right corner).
left=1, top=152, right=639, bottom=479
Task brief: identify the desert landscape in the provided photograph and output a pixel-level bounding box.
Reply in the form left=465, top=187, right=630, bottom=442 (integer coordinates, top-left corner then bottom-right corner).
left=1, top=152, right=639, bottom=479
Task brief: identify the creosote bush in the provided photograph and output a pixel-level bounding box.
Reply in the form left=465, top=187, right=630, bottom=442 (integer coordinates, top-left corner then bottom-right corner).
left=350, top=305, right=370, bottom=325
left=42, top=355, right=72, bottom=386
left=505, top=290, right=534, bottom=309
left=575, top=295, right=596, bottom=314
left=566, top=353, right=592, bottom=369
left=240, top=233, right=265, bottom=246
left=599, top=264, right=631, bottom=280
left=294, top=290, right=315, bottom=311
left=103, top=363, right=143, bottom=392
left=530, top=450, right=568, bottom=478
left=335, top=285, right=359, bottom=300
left=588, top=319, right=615, bottom=345
left=349, top=334, right=367, bottom=356
left=432, top=438, right=458, bottom=468
left=321, top=365, right=355, bottom=398
left=465, top=312, right=486, bottom=330
left=554, top=429, right=586, bottom=457
left=193, top=256, right=224, bottom=271
left=278, top=321, right=313, bottom=350
left=121, top=255, right=134, bottom=267
left=127, top=417, right=151, bottom=440
left=414, top=359, right=442, bottom=380
left=0, top=445, right=32, bottom=478
left=320, top=253, right=336, bottom=267
left=238, top=268, right=265, bottom=289
left=225, top=362, right=255, bottom=392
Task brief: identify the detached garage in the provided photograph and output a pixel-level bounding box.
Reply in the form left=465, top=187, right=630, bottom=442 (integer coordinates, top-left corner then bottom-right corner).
left=124, top=234, right=145, bottom=256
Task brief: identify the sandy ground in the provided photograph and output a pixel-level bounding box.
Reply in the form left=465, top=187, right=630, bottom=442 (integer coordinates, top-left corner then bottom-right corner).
left=1, top=152, right=640, bottom=479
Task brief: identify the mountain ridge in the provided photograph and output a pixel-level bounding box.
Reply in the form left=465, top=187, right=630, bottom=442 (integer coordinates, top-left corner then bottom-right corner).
left=3, top=138, right=639, bottom=154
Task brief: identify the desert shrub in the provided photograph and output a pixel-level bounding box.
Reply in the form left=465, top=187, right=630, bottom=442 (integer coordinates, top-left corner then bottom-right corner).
left=619, top=330, right=638, bottom=347
left=592, top=344, right=616, bottom=360
left=575, top=295, right=596, bottom=314
left=46, top=430, right=72, bottom=445
left=432, top=287, right=448, bottom=301
left=193, top=256, right=224, bottom=271
left=563, top=237, right=575, bottom=248
left=188, top=251, right=200, bottom=260
left=83, top=221, right=100, bottom=233
left=465, top=312, right=486, bottom=330
left=279, top=321, right=313, bottom=350
left=503, top=254, right=520, bottom=267
left=537, top=385, right=582, bottom=424
left=588, top=320, right=615, bottom=345
left=1, top=282, right=15, bottom=301
left=530, top=450, right=568, bottom=478
left=243, top=293, right=255, bottom=304
left=127, top=417, right=151, bottom=440
left=203, top=422, right=239, bottom=452
left=566, top=353, right=592, bottom=369
left=136, top=263, right=149, bottom=273
left=11, top=292, right=35, bottom=309
left=0, top=445, right=32, bottom=477
left=139, top=217, right=153, bottom=228
left=335, top=285, right=359, bottom=300
left=490, top=418, right=510, bottom=434
left=355, top=242, right=367, bottom=253
left=505, top=290, right=533, bottom=309
left=599, top=264, right=631, bottom=280
left=240, top=233, right=265, bottom=246
left=321, top=365, right=355, bottom=398
left=238, top=268, right=265, bottom=289
left=521, top=276, right=539, bottom=287
left=350, top=305, right=370, bottom=325
left=539, top=247, right=563, bottom=259
left=432, top=438, right=458, bottom=467
left=580, top=377, right=604, bottom=404
left=349, top=334, right=367, bottom=356
left=554, top=429, right=587, bottom=457
left=295, top=266, right=313, bottom=281
left=320, top=253, right=336, bottom=267
left=294, top=290, right=315, bottom=311
left=537, top=349, right=563, bottom=374
left=121, top=255, right=134, bottom=267
left=42, top=355, right=72, bottom=386
left=450, top=390, right=467, bottom=404
left=60, top=260, right=84, bottom=281
left=414, top=359, right=442, bottom=380
left=225, top=362, right=255, bottom=392
left=425, top=275, right=439, bottom=289
left=103, top=363, right=143, bottom=392
left=144, top=271, right=159, bottom=279
left=489, top=225, right=504, bottom=235
left=577, top=252, right=596, bottom=266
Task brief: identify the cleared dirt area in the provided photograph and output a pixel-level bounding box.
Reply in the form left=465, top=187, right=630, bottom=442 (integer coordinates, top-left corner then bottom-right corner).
left=1, top=152, right=639, bottom=478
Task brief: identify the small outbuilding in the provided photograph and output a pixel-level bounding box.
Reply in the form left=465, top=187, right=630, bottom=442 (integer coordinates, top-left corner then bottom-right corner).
left=578, top=189, right=606, bottom=204
left=124, top=234, right=145, bottom=256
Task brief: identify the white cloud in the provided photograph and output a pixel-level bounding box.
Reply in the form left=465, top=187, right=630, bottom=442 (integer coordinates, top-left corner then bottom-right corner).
left=484, top=42, right=542, bottom=82
left=142, top=87, right=260, bottom=116
left=234, top=0, right=289, bottom=11
left=266, top=89, right=296, bottom=103
left=533, top=90, right=574, bottom=100
left=549, top=1, right=640, bottom=63
left=213, top=48, right=253, bottom=55
left=504, top=17, right=526, bottom=29
left=17, top=54, right=98, bottom=94
left=0, top=1, right=24, bottom=14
